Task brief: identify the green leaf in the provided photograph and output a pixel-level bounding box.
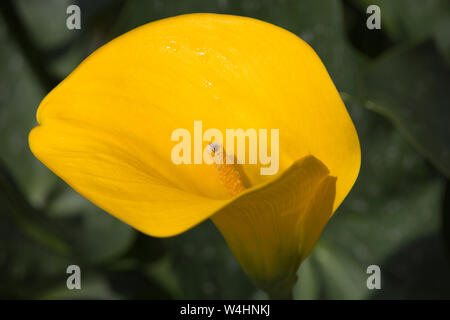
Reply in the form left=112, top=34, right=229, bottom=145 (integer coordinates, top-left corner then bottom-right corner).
left=147, top=255, right=182, bottom=298
left=71, top=208, right=136, bottom=265
left=363, top=41, right=450, bottom=177
left=40, top=274, right=122, bottom=300
left=292, top=99, right=445, bottom=299
left=370, top=233, right=450, bottom=299
left=43, top=181, right=138, bottom=265
left=16, top=0, right=73, bottom=48
left=442, top=179, right=450, bottom=256
left=293, top=255, right=320, bottom=300
left=0, top=20, right=57, bottom=204
left=312, top=243, right=368, bottom=299
left=0, top=160, right=70, bottom=255
left=434, top=13, right=450, bottom=65
left=105, top=268, right=173, bottom=299
left=314, top=101, right=445, bottom=299
left=168, top=220, right=255, bottom=299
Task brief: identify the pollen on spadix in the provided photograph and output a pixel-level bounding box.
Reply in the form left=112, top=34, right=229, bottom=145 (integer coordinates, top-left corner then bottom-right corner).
left=207, top=143, right=247, bottom=197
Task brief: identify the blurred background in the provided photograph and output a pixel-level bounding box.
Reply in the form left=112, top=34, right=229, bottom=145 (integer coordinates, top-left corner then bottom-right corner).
left=0, top=0, right=449, bottom=299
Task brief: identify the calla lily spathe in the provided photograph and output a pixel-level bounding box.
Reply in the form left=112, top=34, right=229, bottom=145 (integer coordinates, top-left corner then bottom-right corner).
left=29, top=13, right=360, bottom=296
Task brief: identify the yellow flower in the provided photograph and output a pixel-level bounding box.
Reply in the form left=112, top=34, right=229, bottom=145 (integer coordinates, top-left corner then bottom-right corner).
left=29, top=13, right=360, bottom=297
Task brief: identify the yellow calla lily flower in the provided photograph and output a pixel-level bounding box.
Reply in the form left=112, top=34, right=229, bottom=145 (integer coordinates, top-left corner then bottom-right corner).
left=29, top=13, right=360, bottom=298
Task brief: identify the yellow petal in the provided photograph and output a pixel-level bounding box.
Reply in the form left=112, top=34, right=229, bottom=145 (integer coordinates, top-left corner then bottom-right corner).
left=212, top=155, right=336, bottom=296
left=29, top=120, right=226, bottom=237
